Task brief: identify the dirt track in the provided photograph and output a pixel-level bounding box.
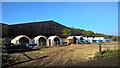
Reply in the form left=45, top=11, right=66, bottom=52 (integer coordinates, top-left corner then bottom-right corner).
left=10, top=42, right=118, bottom=67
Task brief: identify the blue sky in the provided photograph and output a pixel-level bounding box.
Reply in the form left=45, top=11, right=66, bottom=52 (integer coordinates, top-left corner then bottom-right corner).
left=2, top=2, right=118, bottom=36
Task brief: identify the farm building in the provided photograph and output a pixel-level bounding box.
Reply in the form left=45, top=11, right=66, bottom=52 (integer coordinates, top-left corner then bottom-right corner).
left=8, top=20, right=67, bottom=38
left=1, top=20, right=85, bottom=40
left=1, top=20, right=82, bottom=39
left=0, top=23, right=2, bottom=38
left=0, top=23, right=8, bottom=38
left=0, top=20, right=108, bottom=46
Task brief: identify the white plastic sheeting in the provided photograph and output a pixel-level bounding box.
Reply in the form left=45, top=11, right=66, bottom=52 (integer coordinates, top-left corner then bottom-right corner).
left=83, top=37, right=88, bottom=40
left=87, top=37, right=93, bottom=43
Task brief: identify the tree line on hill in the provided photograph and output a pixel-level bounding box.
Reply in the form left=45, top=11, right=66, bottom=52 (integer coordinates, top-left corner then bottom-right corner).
left=62, top=27, right=120, bottom=42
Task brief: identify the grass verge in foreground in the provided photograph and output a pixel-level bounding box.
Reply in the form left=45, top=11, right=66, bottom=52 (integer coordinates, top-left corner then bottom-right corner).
left=94, top=49, right=119, bottom=60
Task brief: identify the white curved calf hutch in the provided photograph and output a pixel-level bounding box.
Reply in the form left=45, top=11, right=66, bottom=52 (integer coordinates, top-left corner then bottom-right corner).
left=48, top=36, right=61, bottom=46
left=11, top=35, right=30, bottom=45
left=65, top=36, right=77, bottom=44
left=33, top=35, right=48, bottom=46
left=75, top=36, right=84, bottom=43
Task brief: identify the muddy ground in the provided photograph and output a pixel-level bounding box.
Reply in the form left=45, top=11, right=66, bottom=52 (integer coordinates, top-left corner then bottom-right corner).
left=9, top=42, right=119, bottom=67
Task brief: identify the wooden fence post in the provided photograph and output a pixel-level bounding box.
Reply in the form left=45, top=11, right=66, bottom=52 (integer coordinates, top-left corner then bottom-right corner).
left=99, top=43, right=102, bottom=54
